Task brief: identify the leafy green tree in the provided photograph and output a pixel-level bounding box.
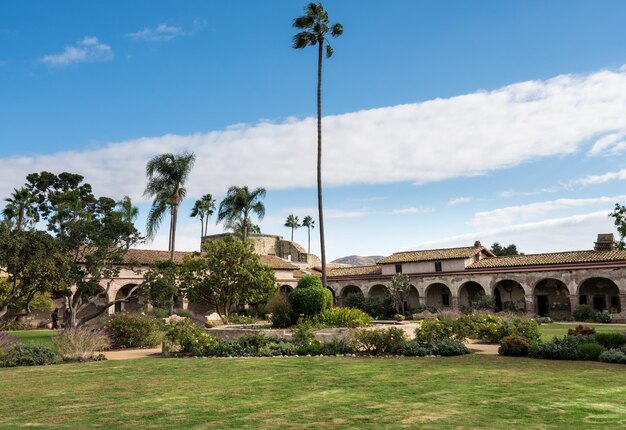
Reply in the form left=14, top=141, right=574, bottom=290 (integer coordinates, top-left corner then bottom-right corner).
left=490, top=242, right=521, bottom=256
left=217, top=186, right=266, bottom=242
left=284, top=214, right=300, bottom=242
left=26, top=172, right=143, bottom=327
left=302, top=215, right=315, bottom=253
left=2, top=187, right=39, bottom=231
left=292, top=2, right=343, bottom=288
left=142, top=260, right=180, bottom=314
left=180, top=238, right=276, bottom=322
left=609, top=203, right=626, bottom=249
left=190, top=194, right=215, bottom=239
left=144, top=152, right=196, bottom=260
left=0, top=226, right=70, bottom=320
left=388, top=273, right=411, bottom=314
left=116, top=196, right=139, bottom=224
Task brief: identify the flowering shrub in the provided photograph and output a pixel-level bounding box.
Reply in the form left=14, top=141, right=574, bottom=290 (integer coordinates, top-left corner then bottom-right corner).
left=53, top=328, right=110, bottom=361
left=307, top=307, right=373, bottom=328
left=499, top=335, right=530, bottom=356
left=567, top=325, right=596, bottom=337
left=105, top=314, right=164, bottom=348
left=349, top=328, right=407, bottom=355
left=164, top=320, right=218, bottom=356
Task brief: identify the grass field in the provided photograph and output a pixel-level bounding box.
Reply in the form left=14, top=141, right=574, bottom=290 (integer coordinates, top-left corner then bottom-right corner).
left=539, top=323, right=626, bottom=340
left=0, top=354, right=624, bottom=429
left=8, top=330, right=56, bottom=347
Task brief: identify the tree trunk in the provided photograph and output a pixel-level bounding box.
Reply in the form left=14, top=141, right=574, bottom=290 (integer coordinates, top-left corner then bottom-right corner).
left=243, top=214, right=249, bottom=242
left=317, top=40, right=327, bottom=288
left=18, top=207, right=24, bottom=231
left=307, top=227, right=311, bottom=254
left=291, top=227, right=294, bottom=242
left=168, top=207, right=174, bottom=253
left=170, top=203, right=178, bottom=261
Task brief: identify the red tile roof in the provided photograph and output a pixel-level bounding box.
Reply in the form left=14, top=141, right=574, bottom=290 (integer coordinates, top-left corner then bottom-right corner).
left=468, top=250, right=626, bottom=269
left=328, top=265, right=382, bottom=277
left=378, top=246, right=493, bottom=264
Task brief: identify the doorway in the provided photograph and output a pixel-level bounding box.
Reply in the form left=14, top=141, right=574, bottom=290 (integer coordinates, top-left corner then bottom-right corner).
left=592, top=296, right=605, bottom=312
left=537, top=295, right=549, bottom=317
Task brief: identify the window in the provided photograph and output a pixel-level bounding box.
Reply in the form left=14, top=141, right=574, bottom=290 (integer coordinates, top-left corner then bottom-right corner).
left=579, top=295, right=587, bottom=305
left=434, top=261, right=442, bottom=272
left=395, top=264, right=402, bottom=274
left=442, top=293, right=450, bottom=307
left=611, top=296, right=620, bottom=307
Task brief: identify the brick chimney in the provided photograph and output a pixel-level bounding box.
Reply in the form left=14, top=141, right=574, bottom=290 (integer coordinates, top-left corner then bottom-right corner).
left=594, top=234, right=617, bottom=251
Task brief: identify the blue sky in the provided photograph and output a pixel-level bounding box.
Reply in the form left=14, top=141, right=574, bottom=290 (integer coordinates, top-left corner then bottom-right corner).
left=2, top=1, right=626, bottom=260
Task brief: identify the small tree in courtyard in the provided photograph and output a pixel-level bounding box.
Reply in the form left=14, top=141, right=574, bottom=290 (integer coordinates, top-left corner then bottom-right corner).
left=180, top=237, right=276, bottom=322
left=388, top=273, right=411, bottom=314
left=142, top=259, right=181, bottom=315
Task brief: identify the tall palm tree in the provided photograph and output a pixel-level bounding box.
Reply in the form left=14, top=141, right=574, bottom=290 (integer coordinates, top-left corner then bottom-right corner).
left=302, top=215, right=315, bottom=253
left=144, top=152, right=195, bottom=260
left=3, top=187, right=38, bottom=231
left=284, top=214, right=300, bottom=242
left=116, top=196, right=139, bottom=224
left=225, top=216, right=261, bottom=240
left=190, top=194, right=215, bottom=238
left=217, top=186, right=266, bottom=242
left=292, top=2, right=343, bottom=288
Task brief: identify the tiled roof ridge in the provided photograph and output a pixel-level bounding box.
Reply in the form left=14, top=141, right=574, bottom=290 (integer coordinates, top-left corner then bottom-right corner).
left=389, top=245, right=479, bottom=255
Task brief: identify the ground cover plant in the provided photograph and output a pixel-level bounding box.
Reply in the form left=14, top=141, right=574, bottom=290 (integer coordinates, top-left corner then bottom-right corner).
left=0, top=354, right=625, bottom=429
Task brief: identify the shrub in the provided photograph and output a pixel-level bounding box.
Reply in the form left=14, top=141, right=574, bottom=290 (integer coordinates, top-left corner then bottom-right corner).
left=236, top=333, right=272, bottom=354
left=164, top=320, right=219, bottom=356
left=265, top=293, right=294, bottom=328
left=175, top=310, right=193, bottom=318
left=0, top=321, right=30, bottom=331
left=0, top=332, right=18, bottom=367
left=291, top=323, right=321, bottom=355
left=257, top=341, right=297, bottom=357
left=576, top=342, right=606, bottom=360
left=594, top=311, right=612, bottom=324
left=472, top=312, right=508, bottom=343
left=288, top=276, right=332, bottom=318
left=104, top=314, right=164, bottom=348
left=152, top=307, right=169, bottom=319
left=529, top=336, right=581, bottom=360
left=394, top=340, right=428, bottom=357
left=573, top=304, right=597, bottom=322
left=227, top=314, right=259, bottom=325
left=345, top=294, right=395, bottom=319
left=499, top=335, right=530, bottom=356
left=308, top=307, right=373, bottom=328
left=53, top=328, right=110, bottom=361
left=594, top=332, right=626, bottom=349
left=428, top=338, right=470, bottom=356
left=414, top=319, right=458, bottom=344
left=212, top=340, right=246, bottom=357
left=598, top=349, right=626, bottom=364
left=567, top=325, right=596, bottom=336
left=349, top=328, right=407, bottom=355
left=505, top=316, right=541, bottom=341
left=13, top=344, right=61, bottom=366
left=320, top=337, right=355, bottom=355
left=394, top=314, right=405, bottom=322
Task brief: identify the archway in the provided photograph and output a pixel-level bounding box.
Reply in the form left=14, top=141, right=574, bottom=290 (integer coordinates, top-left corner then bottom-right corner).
left=279, top=284, right=293, bottom=298
left=578, top=277, right=621, bottom=313
left=425, top=283, right=452, bottom=309
left=326, top=287, right=337, bottom=306
left=114, top=284, right=142, bottom=313
left=533, top=279, right=570, bottom=317
left=458, top=281, right=486, bottom=309
left=406, top=285, right=420, bottom=311
left=369, top=284, right=390, bottom=299
left=339, top=285, right=363, bottom=307
left=493, top=280, right=526, bottom=311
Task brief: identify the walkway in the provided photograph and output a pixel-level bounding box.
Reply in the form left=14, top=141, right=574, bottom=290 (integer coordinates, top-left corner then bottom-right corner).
left=103, top=347, right=161, bottom=361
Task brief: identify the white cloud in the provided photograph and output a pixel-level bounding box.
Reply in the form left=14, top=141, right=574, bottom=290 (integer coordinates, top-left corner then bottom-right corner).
left=390, top=207, right=435, bottom=214
left=448, top=197, right=474, bottom=206
left=125, top=23, right=185, bottom=42
left=4, top=66, right=626, bottom=201
left=471, top=195, right=626, bottom=227
left=589, top=130, right=626, bottom=156
left=413, top=211, right=614, bottom=254
left=498, top=188, right=558, bottom=198
left=41, top=37, right=113, bottom=66
left=575, top=168, right=626, bottom=186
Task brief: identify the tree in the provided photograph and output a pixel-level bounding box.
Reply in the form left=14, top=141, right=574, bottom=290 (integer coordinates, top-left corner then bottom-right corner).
left=225, top=216, right=261, bottom=240
left=490, top=242, right=521, bottom=256
left=284, top=214, right=300, bottom=242
left=25, top=172, right=143, bottom=327
left=388, top=273, right=411, bottom=314
left=190, top=194, right=215, bottom=239
left=0, top=226, right=71, bottom=320
left=217, top=186, right=266, bottom=242
left=609, top=203, right=626, bottom=249
left=142, top=260, right=180, bottom=315
left=292, top=2, right=343, bottom=288
left=180, top=237, right=276, bottom=322
left=144, top=152, right=196, bottom=260
left=302, top=215, right=315, bottom=253
left=116, top=196, right=139, bottom=224
left=3, top=187, right=39, bottom=231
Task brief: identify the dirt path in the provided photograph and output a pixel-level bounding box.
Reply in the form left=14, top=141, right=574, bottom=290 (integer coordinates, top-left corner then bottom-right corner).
left=465, top=342, right=499, bottom=355
left=103, top=348, right=162, bottom=360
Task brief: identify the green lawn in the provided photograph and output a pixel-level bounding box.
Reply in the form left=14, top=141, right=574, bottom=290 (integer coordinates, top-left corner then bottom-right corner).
left=539, top=323, right=626, bottom=340
left=0, top=355, right=624, bottom=429
left=8, top=330, right=56, bottom=347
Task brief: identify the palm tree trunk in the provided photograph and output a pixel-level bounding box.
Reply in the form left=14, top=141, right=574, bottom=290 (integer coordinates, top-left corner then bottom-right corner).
left=291, top=227, right=294, bottom=242
left=317, top=40, right=327, bottom=288
left=307, top=226, right=311, bottom=254
left=168, top=209, right=173, bottom=253
left=18, top=207, right=24, bottom=231
left=243, top=214, right=248, bottom=242
left=170, top=204, right=178, bottom=261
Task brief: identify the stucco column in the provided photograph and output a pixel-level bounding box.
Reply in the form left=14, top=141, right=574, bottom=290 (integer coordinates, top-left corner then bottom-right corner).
left=451, top=296, right=459, bottom=311
left=182, top=297, right=189, bottom=311
left=619, top=294, right=626, bottom=313
left=524, top=295, right=535, bottom=314
left=569, top=295, right=579, bottom=314
left=107, top=305, right=115, bottom=316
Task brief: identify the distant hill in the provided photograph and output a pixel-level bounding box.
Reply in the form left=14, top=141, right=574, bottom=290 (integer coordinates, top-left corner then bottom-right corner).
left=331, top=255, right=384, bottom=266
